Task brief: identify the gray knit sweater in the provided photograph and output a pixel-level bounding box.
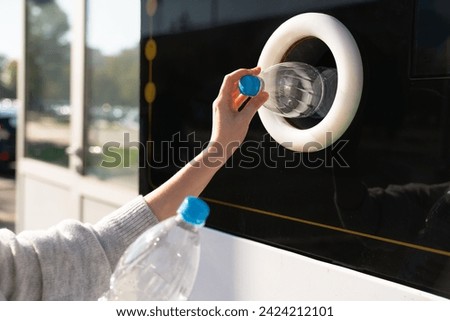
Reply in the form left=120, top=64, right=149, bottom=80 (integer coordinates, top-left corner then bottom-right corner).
left=0, top=195, right=158, bottom=300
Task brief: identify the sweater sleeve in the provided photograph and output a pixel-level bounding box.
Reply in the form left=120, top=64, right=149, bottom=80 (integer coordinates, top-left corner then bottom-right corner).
left=0, top=195, right=158, bottom=301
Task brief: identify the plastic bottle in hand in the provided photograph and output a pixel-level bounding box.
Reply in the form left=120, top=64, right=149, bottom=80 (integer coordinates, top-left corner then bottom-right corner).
left=239, top=62, right=337, bottom=118
left=100, top=196, right=210, bottom=301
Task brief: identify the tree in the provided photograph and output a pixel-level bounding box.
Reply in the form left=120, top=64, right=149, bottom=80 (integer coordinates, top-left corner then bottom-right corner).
left=85, top=46, right=139, bottom=108
left=0, top=55, right=17, bottom=99
left=26, top=0, right=70, bottom=110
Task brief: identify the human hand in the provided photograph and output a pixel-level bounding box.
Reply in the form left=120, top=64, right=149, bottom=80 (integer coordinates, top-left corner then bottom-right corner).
left=145, top=68, right=268, bottom=219
left=209, top=67, right=269, bottom=159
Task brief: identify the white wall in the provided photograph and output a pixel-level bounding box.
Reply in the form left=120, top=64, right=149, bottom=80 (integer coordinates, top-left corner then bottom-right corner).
left=191, top=228, right=445, bottom=300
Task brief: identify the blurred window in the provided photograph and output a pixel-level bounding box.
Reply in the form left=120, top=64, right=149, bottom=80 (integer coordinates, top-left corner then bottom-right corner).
left=0, top=0, right=19, bottom=100
left=84, top=0, right=140, bottom=189
left=24, top=0, right=72, bottom=166
left=0, top=1, right=20, bottom=166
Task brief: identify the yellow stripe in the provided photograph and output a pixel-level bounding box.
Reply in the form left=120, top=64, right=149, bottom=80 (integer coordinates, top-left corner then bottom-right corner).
left=203, top=197, right=450, bottom=257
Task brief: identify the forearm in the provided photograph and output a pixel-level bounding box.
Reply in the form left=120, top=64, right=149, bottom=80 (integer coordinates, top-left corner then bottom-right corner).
left=144, top=142, right=231, bottom=221
left=0, top=196, right=157, bottom=300
left=144, top=67, right=268, bottom=222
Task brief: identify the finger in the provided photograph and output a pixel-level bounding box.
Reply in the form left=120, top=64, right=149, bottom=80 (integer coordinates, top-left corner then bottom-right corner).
left=237, top=97, right=251, bottom=112
left=227, top=66, right=261, bottom=80
left=221, top=67, right=262, bottom=93
left=234, top=94, right=249, bottom=110
left=239, top=91, right=269, bottom=117
left=231, top=87, right=241, bottom=100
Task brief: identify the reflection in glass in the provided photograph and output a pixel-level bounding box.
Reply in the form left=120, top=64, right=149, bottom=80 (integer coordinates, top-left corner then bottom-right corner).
left=85, top=0, right=140, bottom=189
left=412, top=0, right=450, bottom=77
left=25, top=0, right=72, bottom=166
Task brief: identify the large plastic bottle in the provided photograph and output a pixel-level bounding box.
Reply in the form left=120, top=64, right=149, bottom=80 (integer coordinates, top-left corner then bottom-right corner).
left=239, top=61, right=337, bottom=118
left=100, top=196, right=210, bottom=301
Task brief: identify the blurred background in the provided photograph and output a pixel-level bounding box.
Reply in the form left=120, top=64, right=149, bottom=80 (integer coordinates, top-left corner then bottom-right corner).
left=0, top=0, right=19, bottom=230
left=1, top=0, right=142, bottom=231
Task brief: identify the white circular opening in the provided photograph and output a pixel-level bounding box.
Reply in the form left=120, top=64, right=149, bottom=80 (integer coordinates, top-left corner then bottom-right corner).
left=258, top=13, right=363, bottom=152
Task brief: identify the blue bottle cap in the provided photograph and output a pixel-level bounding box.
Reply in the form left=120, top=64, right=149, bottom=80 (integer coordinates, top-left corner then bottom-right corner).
left=238, top=75, right=261, bottom=97
left=178, top=196, right=210, bottom=226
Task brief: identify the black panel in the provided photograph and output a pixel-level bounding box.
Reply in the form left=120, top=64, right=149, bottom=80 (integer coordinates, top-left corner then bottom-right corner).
left=141, top=0, right=450, bottom=298
left=412, top=0, right=450, bottom=77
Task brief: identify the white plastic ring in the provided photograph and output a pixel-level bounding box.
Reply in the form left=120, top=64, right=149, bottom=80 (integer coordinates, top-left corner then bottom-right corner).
left=258, top=13, right=363, bottom=152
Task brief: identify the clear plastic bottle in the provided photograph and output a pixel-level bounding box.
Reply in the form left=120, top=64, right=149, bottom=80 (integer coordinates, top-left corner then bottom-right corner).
left=239, top=61, right=337, bottom=118
left=100, top=196, right=210, bottom=301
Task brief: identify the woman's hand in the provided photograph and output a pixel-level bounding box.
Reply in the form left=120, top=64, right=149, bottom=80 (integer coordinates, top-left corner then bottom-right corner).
left=144, top=67, right=268, bottom=221
left=209, top=67, right=269, bottom=159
